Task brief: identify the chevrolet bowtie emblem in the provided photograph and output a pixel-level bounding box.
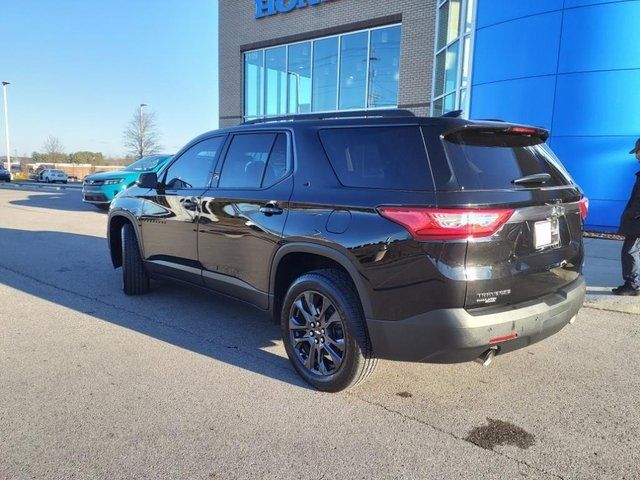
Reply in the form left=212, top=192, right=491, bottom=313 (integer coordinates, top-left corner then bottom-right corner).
left=551, top=204, right=565, bottom=217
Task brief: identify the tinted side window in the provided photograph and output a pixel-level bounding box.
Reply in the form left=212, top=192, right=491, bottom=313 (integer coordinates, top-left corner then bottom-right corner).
left=164, top=136, right=224, bottom=189
left=319, top=126, right=433, bottom=190
left=262, top=133, right=289, bottom=187
left=219, top=133, right=276, bottom=189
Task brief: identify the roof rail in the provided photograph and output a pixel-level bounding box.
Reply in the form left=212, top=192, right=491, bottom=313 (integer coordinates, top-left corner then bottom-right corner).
left=242, top=109, right=416, bottom=125
left=441, top=109, right=464, bottom=118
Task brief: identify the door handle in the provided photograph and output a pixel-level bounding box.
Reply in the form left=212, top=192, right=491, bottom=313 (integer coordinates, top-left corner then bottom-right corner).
left=181, top=197, right=198, bottom=211
left=259, top=202, right=283, bottom=216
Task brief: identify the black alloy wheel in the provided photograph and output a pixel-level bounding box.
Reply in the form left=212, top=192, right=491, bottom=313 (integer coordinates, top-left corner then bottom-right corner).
left=289, top=290, right=346, bottom=376
left=281, top=269, right=377, bottom=392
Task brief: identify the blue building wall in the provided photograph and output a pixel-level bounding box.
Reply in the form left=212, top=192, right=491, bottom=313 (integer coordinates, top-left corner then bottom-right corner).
left=470, top=0, right=640, bottom=231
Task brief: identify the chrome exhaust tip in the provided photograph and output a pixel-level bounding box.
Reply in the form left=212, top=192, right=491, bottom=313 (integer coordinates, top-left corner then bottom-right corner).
left=569, top=314, right=577, bottom=325
left=476, top=348, right=497, bottom=368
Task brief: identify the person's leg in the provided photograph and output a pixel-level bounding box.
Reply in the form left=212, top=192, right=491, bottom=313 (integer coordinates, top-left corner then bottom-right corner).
left=621, top=236, right=640, bottom=289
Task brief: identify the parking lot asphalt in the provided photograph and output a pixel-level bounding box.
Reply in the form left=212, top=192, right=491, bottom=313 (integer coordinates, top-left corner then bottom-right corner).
left=1, top=185, right=639, bottom=479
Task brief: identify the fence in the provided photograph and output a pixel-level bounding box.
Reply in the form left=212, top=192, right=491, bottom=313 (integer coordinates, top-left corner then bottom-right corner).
left=27, top=163, right=126, bottom=180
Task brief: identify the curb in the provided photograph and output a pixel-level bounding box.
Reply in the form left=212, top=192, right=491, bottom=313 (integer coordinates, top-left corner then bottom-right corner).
left=585, top=282, right=640, bottom=315
left=1, top=182, right=82, bottom=190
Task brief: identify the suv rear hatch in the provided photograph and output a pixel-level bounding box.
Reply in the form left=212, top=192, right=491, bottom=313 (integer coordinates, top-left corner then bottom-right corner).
left=429, top=123, right=585, bottom=308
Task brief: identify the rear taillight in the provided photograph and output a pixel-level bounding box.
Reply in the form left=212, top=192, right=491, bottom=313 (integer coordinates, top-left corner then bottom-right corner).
left=579, top=197, right=589, bottom=221
left=378, top=207, right=514, bottom=240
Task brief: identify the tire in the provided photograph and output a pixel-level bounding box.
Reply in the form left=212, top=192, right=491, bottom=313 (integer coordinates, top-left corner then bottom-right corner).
left=281, top=269, right=377, bottom=392
left=121, top=222, right=150, bottom=295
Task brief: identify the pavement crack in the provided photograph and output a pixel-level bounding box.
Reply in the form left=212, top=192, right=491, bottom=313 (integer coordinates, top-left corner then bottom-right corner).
left=347, top=392, right=567, bottom=480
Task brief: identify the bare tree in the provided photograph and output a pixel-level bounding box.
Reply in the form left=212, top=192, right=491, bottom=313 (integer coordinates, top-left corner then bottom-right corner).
left=123, top=108, right=162, bottom=158
left=43, top=136, right=64, bottom=155
left=41, top=136, right=66, bottom=163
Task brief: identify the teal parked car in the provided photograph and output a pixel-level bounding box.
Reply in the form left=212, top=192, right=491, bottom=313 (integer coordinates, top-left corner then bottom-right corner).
left=82, top=154, right=172, bottom=210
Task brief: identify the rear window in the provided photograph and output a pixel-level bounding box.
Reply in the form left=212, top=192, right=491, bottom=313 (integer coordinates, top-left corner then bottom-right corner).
left=319, top=126, right=433, bottom=190
left=442, top=130, right=571, bottom=190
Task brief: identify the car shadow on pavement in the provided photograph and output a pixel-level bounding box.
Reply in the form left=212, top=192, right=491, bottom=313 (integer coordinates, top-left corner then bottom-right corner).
left=0, top=227, right=312, bottom=390
left=9, top=191, right=104, bottom=213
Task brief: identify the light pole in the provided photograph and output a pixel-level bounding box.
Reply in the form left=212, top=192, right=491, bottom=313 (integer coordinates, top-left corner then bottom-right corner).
left=139, top=103, right=147, bottom=158
left=2, top=82, right=10, bottom=171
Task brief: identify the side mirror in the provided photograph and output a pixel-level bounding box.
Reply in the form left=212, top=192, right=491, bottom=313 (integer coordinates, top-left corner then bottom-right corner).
left=137, top=172, right=158, bottom=189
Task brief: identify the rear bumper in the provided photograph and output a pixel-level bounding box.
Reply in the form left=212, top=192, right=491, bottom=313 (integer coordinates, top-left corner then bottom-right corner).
left=367, top=276, right=585, bottom=363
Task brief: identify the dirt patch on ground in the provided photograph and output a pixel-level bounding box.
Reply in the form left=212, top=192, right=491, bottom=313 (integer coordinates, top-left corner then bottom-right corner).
left=396, top=391, right=413, bottom=398
left=465, top=418, right=535, bottom=450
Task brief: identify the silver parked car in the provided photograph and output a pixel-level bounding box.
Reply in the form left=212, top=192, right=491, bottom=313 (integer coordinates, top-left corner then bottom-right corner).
left=38, top=169, right=68, bottom=184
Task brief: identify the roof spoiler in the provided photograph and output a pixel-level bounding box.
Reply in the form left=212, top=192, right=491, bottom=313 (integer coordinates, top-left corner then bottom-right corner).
left=442, top=124, right=550, bottom=142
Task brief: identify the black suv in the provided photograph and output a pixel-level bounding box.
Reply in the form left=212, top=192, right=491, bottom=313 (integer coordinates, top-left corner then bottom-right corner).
left=107, top=110, right=587, bottom=392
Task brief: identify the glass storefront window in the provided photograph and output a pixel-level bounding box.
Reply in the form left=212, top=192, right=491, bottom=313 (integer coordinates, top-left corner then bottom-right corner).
left=444, top=40, right=459, bottom=94
left=312, top=37, right=339, bottom=112
left=437, top=3, right=449, bottom=51
left=287, top=42, right=312, bottom=114
left=464, top=0, right=475, bottom=33
left=265, top=47, right=286, bottom=116
left=368, top=25, right=401, bottom=108
left=434, top=51, right=445, bottom=99
left=339, top=31, right=368, bottom=110
left=244, top=51, right=264, bottom=119
left=432, top=0, right=476, bottom=116
left=433, top=97, right=444, bottom=117
left=461, top=36, right=471, bottom=88
left=444, top=93, right=456, bottom=112
left=243, top=24, right=401, bottom=120
left=446, top=0, right=461, bottom=44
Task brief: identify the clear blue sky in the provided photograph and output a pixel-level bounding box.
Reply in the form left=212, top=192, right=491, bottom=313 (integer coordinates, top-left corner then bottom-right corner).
left=2, top=0, right=218, bottom=157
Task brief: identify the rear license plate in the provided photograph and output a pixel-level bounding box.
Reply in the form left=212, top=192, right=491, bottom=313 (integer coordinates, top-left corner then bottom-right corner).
left=534, top=219, right=560, bottom=249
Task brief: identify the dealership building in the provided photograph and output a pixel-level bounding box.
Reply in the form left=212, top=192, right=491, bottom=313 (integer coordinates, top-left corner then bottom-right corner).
left=219, top=0, right=640, bottom=231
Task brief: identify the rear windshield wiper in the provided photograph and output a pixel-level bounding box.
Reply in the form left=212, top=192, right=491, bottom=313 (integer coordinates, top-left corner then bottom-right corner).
left=512, top=173, right=551, bottom=186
